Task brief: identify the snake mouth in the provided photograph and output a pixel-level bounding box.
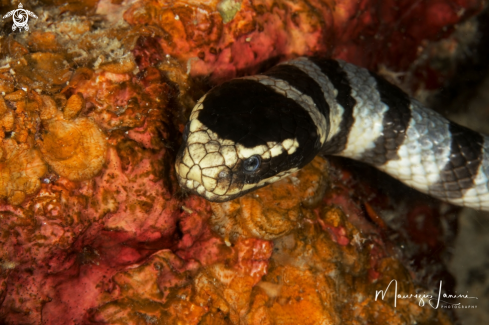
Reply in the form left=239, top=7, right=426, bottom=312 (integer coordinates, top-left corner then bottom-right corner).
left=175, top=162, right=253, bottom=203
left=175, top=174, right=242, bottom=202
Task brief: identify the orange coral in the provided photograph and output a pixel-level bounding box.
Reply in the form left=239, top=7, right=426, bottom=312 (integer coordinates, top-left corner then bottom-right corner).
left=38, top=94, right=108, bottom=181
left=210, top=157, right=329, bottom=241
left=0, top=139, right=47, bottom=205
left=0, top=97, right=14, bottom=138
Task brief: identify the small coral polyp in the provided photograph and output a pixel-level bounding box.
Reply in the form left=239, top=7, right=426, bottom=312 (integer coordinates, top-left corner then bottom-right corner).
left=38, top=94, right=107, bottom=181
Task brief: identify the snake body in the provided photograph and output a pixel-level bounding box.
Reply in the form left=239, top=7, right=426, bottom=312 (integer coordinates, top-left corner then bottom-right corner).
left=175, top=57, right=489, bottom=211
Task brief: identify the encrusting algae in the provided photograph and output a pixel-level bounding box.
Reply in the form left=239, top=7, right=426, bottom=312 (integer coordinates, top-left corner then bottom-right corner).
left=0, top=0, right=484, bottom=323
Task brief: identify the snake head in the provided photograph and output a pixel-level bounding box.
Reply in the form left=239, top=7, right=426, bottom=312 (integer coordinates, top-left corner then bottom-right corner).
left=175, top=78, right=321, bottom=202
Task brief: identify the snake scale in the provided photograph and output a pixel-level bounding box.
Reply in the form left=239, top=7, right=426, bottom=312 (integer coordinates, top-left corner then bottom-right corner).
left=175, top=57, right=489, bottom=211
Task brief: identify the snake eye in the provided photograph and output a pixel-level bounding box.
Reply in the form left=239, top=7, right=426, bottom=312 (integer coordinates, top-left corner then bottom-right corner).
left=243, top=155, right=261, bottom=172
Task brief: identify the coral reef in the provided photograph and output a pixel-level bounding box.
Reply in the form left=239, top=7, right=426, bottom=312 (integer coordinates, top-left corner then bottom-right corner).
left=0, top=0, right=484, bottom=323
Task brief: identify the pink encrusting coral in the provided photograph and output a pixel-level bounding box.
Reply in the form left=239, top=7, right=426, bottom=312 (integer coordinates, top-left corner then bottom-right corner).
left=0, top=0, right=483, bottom=323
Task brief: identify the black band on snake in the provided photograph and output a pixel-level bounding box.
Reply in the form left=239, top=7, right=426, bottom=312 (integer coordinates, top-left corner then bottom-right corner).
left=175, top=57, right=489, bottom=211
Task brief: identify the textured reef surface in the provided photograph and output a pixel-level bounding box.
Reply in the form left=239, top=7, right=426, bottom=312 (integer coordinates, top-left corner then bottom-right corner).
left=0, top=0, right=485, bottom=323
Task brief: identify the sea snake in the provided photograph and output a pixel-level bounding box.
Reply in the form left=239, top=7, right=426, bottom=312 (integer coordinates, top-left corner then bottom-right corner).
left=175, top=57, right=489, bottom=211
